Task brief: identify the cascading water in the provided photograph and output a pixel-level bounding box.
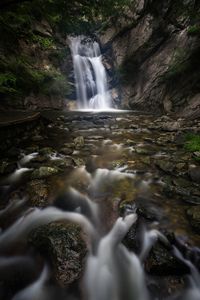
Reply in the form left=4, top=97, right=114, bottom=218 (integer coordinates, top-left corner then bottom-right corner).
left=1, top=115, right=200, bottom=300
left=70, top=36, right=112, bottom=110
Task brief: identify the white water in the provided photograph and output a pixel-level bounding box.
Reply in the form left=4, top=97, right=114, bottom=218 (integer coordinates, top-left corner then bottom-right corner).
left=70, top=36, right=112, bottom=110
left=0, top=166, right=200, bottom=299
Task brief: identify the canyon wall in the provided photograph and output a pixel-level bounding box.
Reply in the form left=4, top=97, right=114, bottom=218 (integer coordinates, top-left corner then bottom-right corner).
left=100, top=0, right=200, bottom=118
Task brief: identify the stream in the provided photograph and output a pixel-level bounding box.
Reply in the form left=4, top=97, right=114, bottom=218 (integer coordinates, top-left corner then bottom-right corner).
left=0, top=110, right=200, bottom=300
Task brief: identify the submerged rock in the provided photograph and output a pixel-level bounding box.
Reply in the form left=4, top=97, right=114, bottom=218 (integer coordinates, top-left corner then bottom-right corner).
left=29, top=222, right=87, bottom=286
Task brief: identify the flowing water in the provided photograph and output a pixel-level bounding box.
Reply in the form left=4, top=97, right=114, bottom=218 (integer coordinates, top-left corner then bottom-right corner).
left=69, top=36, right=112, bottom=110
left=0, top=110, right=200, bottom=300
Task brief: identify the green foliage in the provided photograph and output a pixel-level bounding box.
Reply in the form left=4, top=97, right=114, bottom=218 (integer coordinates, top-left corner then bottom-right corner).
left=0, top=54, right=70, bottom=98
left=31, top=35, right=54, bottom=49
left=0, top=72, right=17, bottom=94
left=184, top=134, right=200, bottom=152
left=187, top=25, right=200, bottom=36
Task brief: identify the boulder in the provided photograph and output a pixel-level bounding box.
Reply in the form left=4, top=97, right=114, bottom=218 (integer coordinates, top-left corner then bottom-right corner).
left=145, top=242, right=189, bottom=275
left=29, top=222, right=87, bottom=287
left=31, top=166, right=59, bottom=179
left=155, top=160, right=174, bottom=173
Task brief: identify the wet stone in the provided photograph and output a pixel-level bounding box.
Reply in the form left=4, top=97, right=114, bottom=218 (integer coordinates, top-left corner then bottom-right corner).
left=29, top=222, right=87, bottom=287
left=74, top=136, right=84, bottom=149
left=188, top=166, right=200, bottom=183
left=73, top=158, right=85, bottom=167
left=135, top=147, right=151, bottom=155
left=31, top=166, right=59, bottom=179
left=60, top=148, right=73, bottom=155
left=50, top=157, right=74, bottom=169
left=27, top=179, right=49, bottom=207
left=155, top=160, right=174, bottom=173
left=39, top=147, right=55, bottom=156
left=187, top=206, right=200, bottom=233
left=145, top=242, right=189, bottom=276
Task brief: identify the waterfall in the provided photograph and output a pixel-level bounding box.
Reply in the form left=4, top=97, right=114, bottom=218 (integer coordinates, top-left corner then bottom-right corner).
left=70, top=36, right=112, bottom=110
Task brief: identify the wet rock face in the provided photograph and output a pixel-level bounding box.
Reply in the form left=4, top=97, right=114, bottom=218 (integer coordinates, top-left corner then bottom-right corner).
left=29, top=222, right=87, bottom=287
left=100, top=0, right=200, bottom=117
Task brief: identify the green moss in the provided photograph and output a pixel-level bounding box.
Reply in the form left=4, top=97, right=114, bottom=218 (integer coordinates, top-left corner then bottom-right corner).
left=187, top=25, right=200, bottom=36
left=184, top=134, right=200, bottom=152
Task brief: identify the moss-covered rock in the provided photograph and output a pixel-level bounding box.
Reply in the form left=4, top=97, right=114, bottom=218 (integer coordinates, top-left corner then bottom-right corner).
left=31, top=166, right=59, bottom=179
left=29, top=222, right=87, bottom=286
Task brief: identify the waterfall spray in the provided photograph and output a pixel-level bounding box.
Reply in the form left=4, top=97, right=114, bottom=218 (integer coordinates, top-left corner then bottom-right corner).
left=70, top=36, right=112, bottom=110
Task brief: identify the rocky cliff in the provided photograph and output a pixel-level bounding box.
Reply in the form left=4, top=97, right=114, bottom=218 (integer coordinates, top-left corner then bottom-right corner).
left=0, top=2, right=78, bottom=110
left=100, top=0, right=200, bottom=118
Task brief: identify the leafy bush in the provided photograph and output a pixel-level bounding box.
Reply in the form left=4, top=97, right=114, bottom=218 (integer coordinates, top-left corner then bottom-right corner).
left=31, top=35, right=54, bottom=49
left=184, top=134, right=200, bottom=152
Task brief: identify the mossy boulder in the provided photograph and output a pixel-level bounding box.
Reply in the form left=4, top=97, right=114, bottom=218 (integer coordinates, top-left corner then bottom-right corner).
left=31, top=166, right=59, bottom=179
left=29, top=222, right=87, bottom=287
